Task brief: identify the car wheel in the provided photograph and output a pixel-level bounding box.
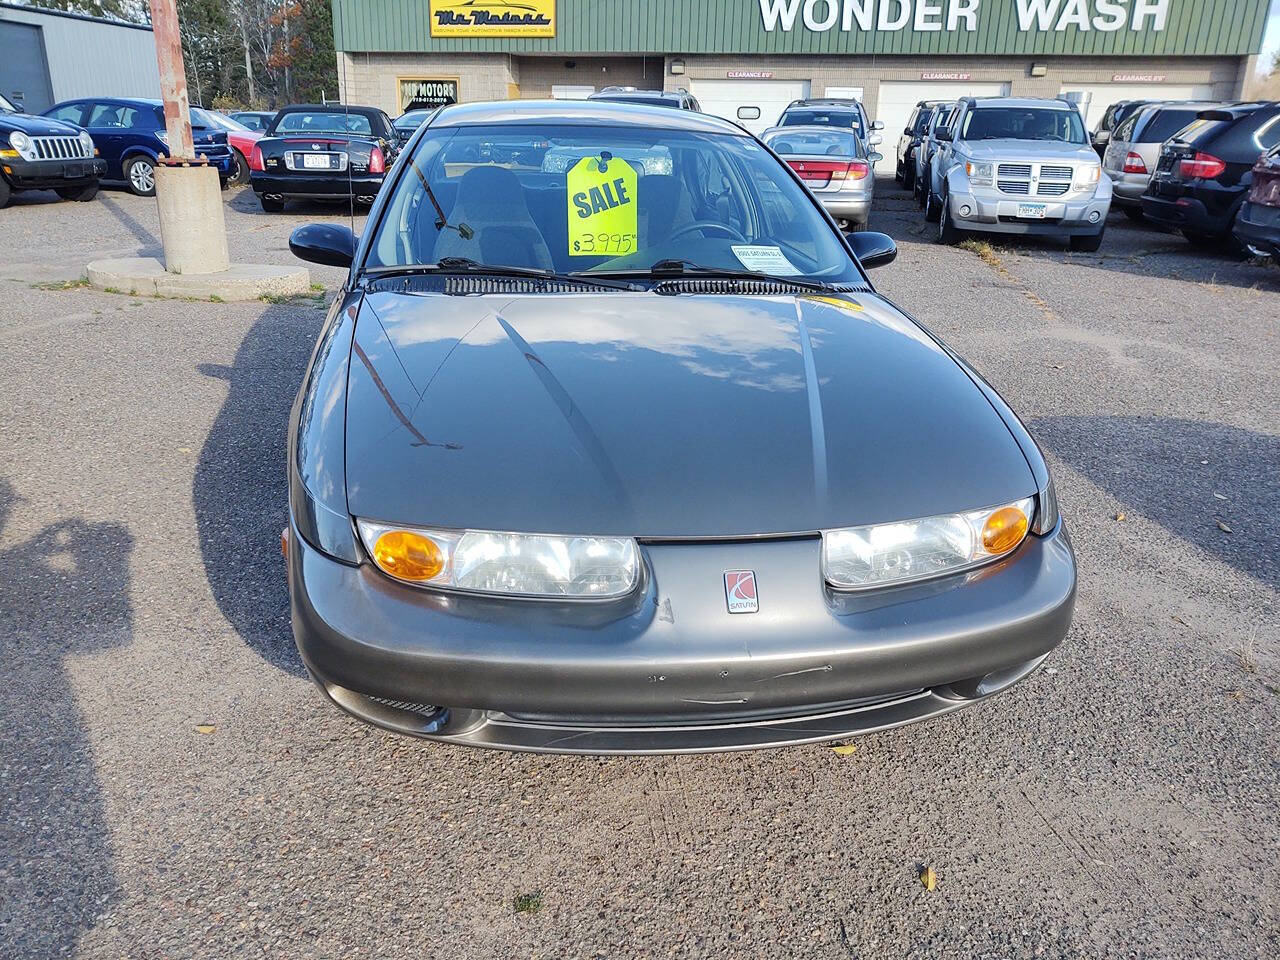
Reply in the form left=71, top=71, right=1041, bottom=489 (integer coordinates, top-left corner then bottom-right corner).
left=925, top=185, right=941, bottom=223
left=0, top=176, right=11, bottom=209
left=1069, top=228, right=1105, bottom=253
left=894, top=160, right=903, bottom=183
left=937, top=191, right=962, bottom=245
left=1122, top=206, right=1145, bottom=222
left=229, top=149, right=251, bottom=186
left=56, top=183, right=99, bottom=202
left=259, top=195, right=285, bottom=213
left=903, top=163, right=915, bottom=192
left=124, top=156, right=156, bottom=197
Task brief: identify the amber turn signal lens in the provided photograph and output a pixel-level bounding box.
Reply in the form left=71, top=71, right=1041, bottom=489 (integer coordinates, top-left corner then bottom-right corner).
left=981, top=506, right=1029, bottom=554
left=373, top=530, right=445, bottom=581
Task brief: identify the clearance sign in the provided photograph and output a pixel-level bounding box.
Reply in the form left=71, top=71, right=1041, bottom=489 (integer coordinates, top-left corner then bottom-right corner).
left=429, top=0, right=556, bottom=37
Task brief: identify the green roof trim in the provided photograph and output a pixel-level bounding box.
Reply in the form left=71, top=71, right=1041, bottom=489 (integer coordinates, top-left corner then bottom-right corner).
left=332, top=0, right=1270, bottom=57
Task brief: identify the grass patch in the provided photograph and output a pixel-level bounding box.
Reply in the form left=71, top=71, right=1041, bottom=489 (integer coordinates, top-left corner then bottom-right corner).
left=512, top=891, right=543, bottom=915
left=310, top=282, right=326, bottom=292
left=957, top=238, right=1004, bottom=269
left=33, top=275, right=90, bottom=291
left=103, top=286, right=123, bottom=295
left=209, top=294, right=225, bottom=303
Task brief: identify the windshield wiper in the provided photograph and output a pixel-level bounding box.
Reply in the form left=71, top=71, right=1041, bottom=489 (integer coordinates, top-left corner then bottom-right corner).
left=587, top=258, right=842, bottom=292
left=364, top=258, right=639, bottom=290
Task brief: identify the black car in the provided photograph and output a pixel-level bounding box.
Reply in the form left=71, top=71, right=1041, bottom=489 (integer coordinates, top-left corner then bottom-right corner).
left=587, top=87, right=701, bottom=111
left=0, top=92, right=105, bottom=208
left=1142, top=102, right=1280, bottom=251
left=248, top=103, right=399, bottom=212
left=1233, top=142, right=1280, bottom=263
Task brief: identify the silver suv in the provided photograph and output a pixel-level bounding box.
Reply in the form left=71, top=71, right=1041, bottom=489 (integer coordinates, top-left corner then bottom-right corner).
left=925, top=97, right=1111, bottom=251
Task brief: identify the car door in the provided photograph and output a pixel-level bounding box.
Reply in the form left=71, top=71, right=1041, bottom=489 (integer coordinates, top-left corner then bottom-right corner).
left=84, top=101, right=130, bottom=178
left=932, top=105, right=963, bottom=195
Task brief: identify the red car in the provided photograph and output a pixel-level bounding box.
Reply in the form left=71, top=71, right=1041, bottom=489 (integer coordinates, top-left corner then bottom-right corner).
left=207, top=112, right=262, bottom=185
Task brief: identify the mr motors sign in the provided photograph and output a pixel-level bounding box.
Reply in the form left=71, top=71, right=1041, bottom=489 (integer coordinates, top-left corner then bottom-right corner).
left=758, top=0, right=1172, bottom=33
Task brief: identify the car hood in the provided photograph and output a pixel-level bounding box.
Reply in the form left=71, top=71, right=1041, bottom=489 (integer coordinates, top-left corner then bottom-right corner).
left=344, top=291, right=1035, bottom=538
left=1, top=113, right=80, bottom=136
left=960, top=140, right=1097, bottom=164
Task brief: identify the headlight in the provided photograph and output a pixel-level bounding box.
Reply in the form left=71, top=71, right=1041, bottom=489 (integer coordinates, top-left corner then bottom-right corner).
left=822, top=497, right=1035, bottom=590
left=8, top=131, right=36, bottom=161
left=964, top=160, right=994, bottom=185
left=1074, top=164, right=1101, bottom=189
left=357, top=520, right=641, bottom=599
left=78, top=129, right=94, bottom=155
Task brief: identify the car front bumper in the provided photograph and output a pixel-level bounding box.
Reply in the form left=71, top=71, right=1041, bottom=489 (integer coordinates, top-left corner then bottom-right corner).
left=946, top=187, right=1111, bottom=237
left=251, top=171, right=384, bottom=200
left=289, top=517, right=1077, bottom=754
left=2, top=156, right=106, bottom=188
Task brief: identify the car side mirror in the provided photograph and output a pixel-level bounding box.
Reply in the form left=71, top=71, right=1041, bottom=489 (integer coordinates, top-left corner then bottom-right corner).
left=904, top=126, right=912, bottom=135
left=846, top=231, right=897, bottom=269
left=289, top=223, right=357, bottom=268
left=872, top=120, right=884, bottom=131
left=935, top=128, right=952, bottom=142
left=868, top=151, right=883, bottom=163
left=868, top=133, right=883, bottom=146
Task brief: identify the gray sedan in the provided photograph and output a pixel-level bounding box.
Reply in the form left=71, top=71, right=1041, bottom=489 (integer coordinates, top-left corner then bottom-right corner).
left=762, top=125, right=878, bottom=229
left=284, top=99, right=1076, bottom=754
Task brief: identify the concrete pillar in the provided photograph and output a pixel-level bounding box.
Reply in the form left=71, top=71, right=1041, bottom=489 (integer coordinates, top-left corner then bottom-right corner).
left=154, top=164, right=230, bottom=275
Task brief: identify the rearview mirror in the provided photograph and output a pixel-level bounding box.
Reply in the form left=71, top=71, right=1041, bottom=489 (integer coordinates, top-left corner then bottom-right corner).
left=845, top=231, right=897, bottom=269
left=289, top=223, right=357, bottom=268
left=737, top=106, right=761, bottom=120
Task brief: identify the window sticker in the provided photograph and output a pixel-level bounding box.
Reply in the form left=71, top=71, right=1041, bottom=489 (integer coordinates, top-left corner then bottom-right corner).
left=566, top=154, right=638, bottom=257
left=731, top=245, right=800, bottom=276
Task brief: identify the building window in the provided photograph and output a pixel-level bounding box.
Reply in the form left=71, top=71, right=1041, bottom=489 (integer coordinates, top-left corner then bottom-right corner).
left=398, top=77, right=459, bottom=112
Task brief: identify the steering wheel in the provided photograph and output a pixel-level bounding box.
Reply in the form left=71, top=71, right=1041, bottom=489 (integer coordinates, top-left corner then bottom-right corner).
left=669, top=221, right=747, bottom=243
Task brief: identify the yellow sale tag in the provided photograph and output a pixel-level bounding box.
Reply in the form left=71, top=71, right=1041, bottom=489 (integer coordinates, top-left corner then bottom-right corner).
left=566, top=155, right=638, bottom=258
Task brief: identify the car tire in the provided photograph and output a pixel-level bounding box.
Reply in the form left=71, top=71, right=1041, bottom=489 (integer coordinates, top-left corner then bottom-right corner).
left=903, top=163, right=915, bottom=192
left=937, top=191, right=962, bottom=245
left=124, top=156, right=156, bottom=197
left=56, top=183, right=99, bottom=202
left=259, top=195, right=285, bottom=213
left=1069, top=229, right=1105, bottom=253
left=894, top=160, right=903, bottom=183
left=1122, top=206, right=1145, bottom=223
left=925, top=185, right=941, bottom=223
left=0, top=176, right=11, bottom=209
left=229, top=149, right=251, bottom=186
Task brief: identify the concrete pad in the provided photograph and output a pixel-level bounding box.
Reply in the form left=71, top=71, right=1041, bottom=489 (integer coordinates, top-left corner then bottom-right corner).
left=86, top=257, right=311, bottom=301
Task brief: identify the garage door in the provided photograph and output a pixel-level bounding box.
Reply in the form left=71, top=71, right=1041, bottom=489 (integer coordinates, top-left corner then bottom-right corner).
left=1059, top=83, right=1215, bottom=130
left=874, top=80, right=1011, bottom=172
left=688, top=78, right=811, bottom=136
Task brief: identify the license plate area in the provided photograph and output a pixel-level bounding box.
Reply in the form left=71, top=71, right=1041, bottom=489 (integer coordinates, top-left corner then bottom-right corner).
left=1016, top=202, right=1047, bottom=219
left=302, top=153, right=333, bottom=170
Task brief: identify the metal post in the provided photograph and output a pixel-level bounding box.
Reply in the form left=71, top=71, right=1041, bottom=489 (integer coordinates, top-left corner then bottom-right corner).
left=148, top=0, right=195, bottom=160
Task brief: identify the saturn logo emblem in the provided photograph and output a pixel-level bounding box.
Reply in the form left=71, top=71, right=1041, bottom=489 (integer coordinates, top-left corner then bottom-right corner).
left=724, top=570, right=759, bottom=614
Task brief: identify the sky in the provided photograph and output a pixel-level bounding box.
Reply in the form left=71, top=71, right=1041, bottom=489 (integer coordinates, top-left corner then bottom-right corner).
left=1261, top=0, right=1280, bottom=72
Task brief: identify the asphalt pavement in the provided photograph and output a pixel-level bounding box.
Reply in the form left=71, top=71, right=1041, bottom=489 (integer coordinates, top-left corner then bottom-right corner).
left=0, top=179, right=1276, bottom=959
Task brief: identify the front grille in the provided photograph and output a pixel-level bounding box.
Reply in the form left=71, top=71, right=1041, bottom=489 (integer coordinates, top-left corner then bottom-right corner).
left=1040, top=165, right=1073, bottom=179
left=998, top=163, right=1032, bottom=178
left=995, top=161, right=1078, bottom=197
left=998, top=180, right=1030, bottom=195
left=1038, top=182, right=1071, bottom=197
left=31, top=135, right=91, bottom=160
left=368, top=696, right=440, bottom=718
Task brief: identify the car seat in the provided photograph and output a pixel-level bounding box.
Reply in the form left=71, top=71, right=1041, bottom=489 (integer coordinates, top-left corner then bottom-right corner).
left=430, top=166, right=554, bottom=270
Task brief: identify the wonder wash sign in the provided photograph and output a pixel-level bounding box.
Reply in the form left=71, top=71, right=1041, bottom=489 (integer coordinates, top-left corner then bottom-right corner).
left=757, top=0, right=1173, bottom=33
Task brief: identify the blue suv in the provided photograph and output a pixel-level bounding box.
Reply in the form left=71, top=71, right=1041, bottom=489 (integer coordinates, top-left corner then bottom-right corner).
left=42, top=98, right=233, bottom=196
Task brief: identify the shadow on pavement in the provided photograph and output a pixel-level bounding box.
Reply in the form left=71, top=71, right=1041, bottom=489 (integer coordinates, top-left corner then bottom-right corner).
left=97, top=195, right=162, bottom=257
left=0, top=478, right=131, bottom=957
left=1033, top=415, right=1279, bottom=590
left=193, top=303, right=326, bottom=675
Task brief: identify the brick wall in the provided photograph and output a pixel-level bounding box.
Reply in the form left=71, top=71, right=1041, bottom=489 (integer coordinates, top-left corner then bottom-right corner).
left=337, top=51, right=515, bottom=113
left=512, top=56, right=665, bottom=98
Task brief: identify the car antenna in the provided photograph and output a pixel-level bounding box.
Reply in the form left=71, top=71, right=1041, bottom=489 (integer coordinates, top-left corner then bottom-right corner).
left=339, top=2, right=355, bottom=239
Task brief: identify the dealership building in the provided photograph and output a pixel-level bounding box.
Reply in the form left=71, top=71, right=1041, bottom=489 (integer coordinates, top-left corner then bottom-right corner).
left=333, top=0, right=1270, bottom=170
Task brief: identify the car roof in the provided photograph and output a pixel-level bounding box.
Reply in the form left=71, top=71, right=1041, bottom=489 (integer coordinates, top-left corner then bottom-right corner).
left=588, top=89, right=681, bottom=100
left=761, top=124, right=860, bottom=137
left=278, top=102, right=382, bottom=114
left=430, top=98, right=746, bottom=135
left=966, top=97, right=1078, bottom=110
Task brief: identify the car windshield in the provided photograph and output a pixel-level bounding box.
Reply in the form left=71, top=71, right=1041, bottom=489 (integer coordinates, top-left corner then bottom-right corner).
left=366, top=122, right=861, bottom=284
left=962, top=108, right=1086, bottom=143
left=0, top=93, right=16, bottom=113
left=272, top=111, right=372, bottom=136
left=188, top=107, right=221, bottom=129
left=779, top=109, right=865, bottom=137
left=764, top=129, right=862, bottom=157
left=394, top=110, right=434, bottom=130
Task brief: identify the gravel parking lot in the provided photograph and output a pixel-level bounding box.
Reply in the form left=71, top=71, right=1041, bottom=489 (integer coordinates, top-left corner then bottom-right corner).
left=1, top=180, right=1276, bottom=959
